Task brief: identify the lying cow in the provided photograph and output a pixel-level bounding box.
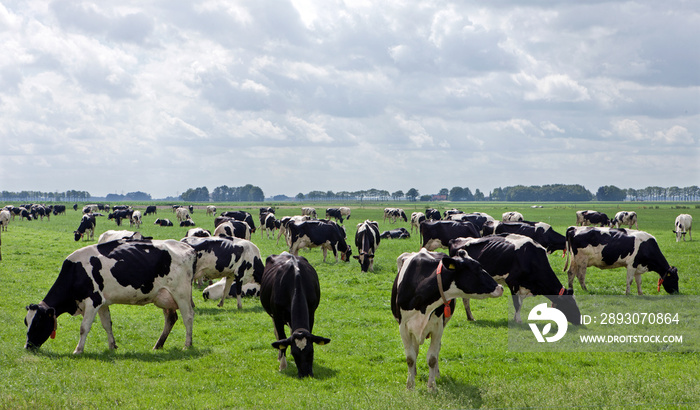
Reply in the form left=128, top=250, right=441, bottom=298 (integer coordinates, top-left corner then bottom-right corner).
left=391, top=248, right=503, bottom=390
left=180, top=236, right=264, bottom=308
left=564, top=226, right=679, bottom=295
left=25, top=239, right=196, bottom=353
left=381, top=227, right=411, bottom=239
left=449, top=234, right=580, bottom=324
left=74, top=213, right=96, bottom=241
left=612, top=211, right=638, bottom=229
left=674, top=214, right=692, bottom=242
left=154, top=218, right=174, bottom=227
left=288, top=220, right=351, bottom=262
left=420, top=220, right=480, bottom=251
left=203, top=278, right=260, bottom=300
left=260, top=252, right=331, bottom=378
left=354, top=220, right=380, bottom=272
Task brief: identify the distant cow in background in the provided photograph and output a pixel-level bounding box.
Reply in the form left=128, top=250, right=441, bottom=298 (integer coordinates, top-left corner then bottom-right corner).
left=74, top=214, right=96, bottom=241
left=381, top=227, right=411, bottom=239
left=130, top=210, right=142, bottom=228
left=339, top=207, right=351, bottom=220
left=674, top=214, right=692, bottom=242
left=220, top=211, right=256, bottom=233
left=206, top=206, right=217, bottom=216
left=176, top=207, right=190, bottom=222
left=354, top=220, right=380, bottom=272
left=410, top=212, right=426, bottom=235
left=612, top=211, right=638, bottom=229
left=144, top=205, right=157, bottom=216
left=0, top=209, right=10, bottom=232
left=214, top=220, right=251, bottom=240
left=384, top=208, right=407, bottom=223
left=325, top=208, right=344, bottom=223
left=425, top=208, right=441, bottom=221
left=154, top=218, right=174, bottom=227
left=301, top=207, right=317, bottom=219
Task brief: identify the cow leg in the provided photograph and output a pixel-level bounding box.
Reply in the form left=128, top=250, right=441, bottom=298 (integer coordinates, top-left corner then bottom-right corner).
left=631, top=268, right=644, bottom=295
left=97, top=305, right=117, bottom=350
left=273, top=322, right=288, bottom=371
left=426, top=325, right=444, bottom=392
left=154, top=309, right=178, bottom=349
left=400, top=331, right=419, bottom=390
left=74, top=306, right=100, bottom=354
left=218, top=276, right=236, bottom=308
left=512, top=294, right=523, bottom=323
left=577, top=267, right=588, bottom=291
left=322, top=247, right=328, bottom=262
left=462, top=298, right=475, bottom=321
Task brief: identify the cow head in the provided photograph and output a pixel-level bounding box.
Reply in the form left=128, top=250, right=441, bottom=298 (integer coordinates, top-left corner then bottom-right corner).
left=353, top=251, right=374, bottom=272
left=25, top=303, right=57, bottom=350
left=659, top=267, right=680, bottom=294
left=548, top=289, right=581, bottom=325
left=445, top=250, right=504, bottom=299
left=73, top=230, right=82, bottom=241
left=271, top=329, right=331, bottom=378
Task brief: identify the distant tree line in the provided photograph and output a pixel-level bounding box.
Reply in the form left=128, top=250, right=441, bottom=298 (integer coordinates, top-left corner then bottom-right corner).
left=0, top=190, right=91, bottom=202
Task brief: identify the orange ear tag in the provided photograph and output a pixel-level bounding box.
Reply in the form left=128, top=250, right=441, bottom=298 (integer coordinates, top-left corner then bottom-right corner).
left=444, top=303, right=452, bottom=318
left=50, top=330, right=56, bottom=339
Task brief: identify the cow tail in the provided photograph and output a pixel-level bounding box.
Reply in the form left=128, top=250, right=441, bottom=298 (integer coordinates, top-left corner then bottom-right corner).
left=563, top=229, right=572, bottom=272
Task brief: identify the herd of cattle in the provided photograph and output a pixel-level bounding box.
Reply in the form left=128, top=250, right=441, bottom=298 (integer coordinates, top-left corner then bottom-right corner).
left=1, top=203, right=693, bottom=389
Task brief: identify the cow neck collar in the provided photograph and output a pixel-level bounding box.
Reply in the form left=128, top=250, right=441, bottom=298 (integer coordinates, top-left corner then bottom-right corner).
left=435, top=261, right=452, bottom=318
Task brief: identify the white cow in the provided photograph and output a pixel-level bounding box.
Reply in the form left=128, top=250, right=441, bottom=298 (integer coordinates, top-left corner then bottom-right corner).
left=176, top=207, right=190, bottom=222
left=0, top=209, right=10, bottom=231
left=130, top=210, right=142, bottom=228
left=612, top=211, right=638, bottom=229
left=674, top=214, right=692, bottom=242
left=502, top=211, right=524, bottom=222
left=206, top=206, right=217, bottom=216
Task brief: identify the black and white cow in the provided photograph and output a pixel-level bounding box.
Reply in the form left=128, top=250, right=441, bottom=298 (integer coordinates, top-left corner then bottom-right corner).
left=213, top=220, right=251, bottom=240
left=443, top=209, right=463, bottom=219
left=576, top=210, right=611, bottom=227
left=74, top=214, right=96, bottom=241
left=301, top=207, right=317, bottom=219
left=420, top=220, right=480, bottom=251
left=180, top=219, right=196, bottom=227
left=384, top=208, right=408, bottom=223
left=381, top=227, right=411, bottom=239
left=203, top=278, right=260, bottom=300
left=260, top=212, right=277, bottom=239
left=108, top=209, right=133, bottom=226
left=276, top=215, right=311, bottom=245
left=564, top=226, right=679, bottom=295
left=206, top=206, right=217, bottom=216
left=325, top=208, right=344, bottom=223
left=153, top=218, right=174, bottom=227
left=144, top=205, right=157, bottom=216
left=130, top=210, right=142, bottom=228
left=354, top=220, right=380, bottom=272
left=24, top=239, right=196, bottom=353
left=484, top=220, right=566, bottom=254
left=502, top=211, right=524, bottom=222
left=673, top=214, right=692, bottom=242
left=176, top=207, right=190, bottom=222
left=449, top=234, right=580, bottom=324
left=391, top=248, right=503, bottom=390
left=180, top=236, right=264, bottom=308
left=220, top=211, right=256, bottom=233
left=446, top=212, right=494, bottom=233
left=410, top=212, right=426, bottom=234
left=186, top=228, right=212, bottom=238
left=612, top=211, right=638, bottom=229
left=260, top=252, right=331, bottom=378
left=97, top=230, right=147, bottom=244
left=52, top=205, right=66, bottom=216
left=425, top=208, right=441, bottom=221
left=288, top=220, right=351, bottom=262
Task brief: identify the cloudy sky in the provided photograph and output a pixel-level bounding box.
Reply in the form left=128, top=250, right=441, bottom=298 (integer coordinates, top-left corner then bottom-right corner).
left=1, top=1, right=698, bottom=199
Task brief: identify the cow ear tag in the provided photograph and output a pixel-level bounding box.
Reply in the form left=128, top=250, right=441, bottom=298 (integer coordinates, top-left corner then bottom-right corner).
left=444, top=304, right=452, bottom=318
left=448, top=263, right=455, bottom=270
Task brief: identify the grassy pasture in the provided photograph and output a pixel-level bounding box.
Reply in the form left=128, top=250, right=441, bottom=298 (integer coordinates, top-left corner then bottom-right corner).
left=1, top=202, right=698, bottom=409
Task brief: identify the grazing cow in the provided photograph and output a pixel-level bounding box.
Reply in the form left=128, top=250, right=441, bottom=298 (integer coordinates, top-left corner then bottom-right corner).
left=181, top=236, right=264, bottom=308
left=144, top=205, right=157, bottom=216
left=83, top=204, right=99, bottom=214
left=213, top=220, right=251, bottom=240
left=52, top=205, right=66, bottom=216
left=410, top=212, right=426, bottom=234
left=24, top=239, right=196, bottom=353
left=19, top=207, right=33, bottom=221
left=576, top=210, right=611, bottom=227
left=108, top=209, right=133, bottom=226
left=180, top=219, right=196, bottom=227
left=260, top=207, right=274, bottom=216
left=564, top=226, right=679, bottom=295
left=186, top=228, right=212, bottom=238
left=74, top=214, right=96, bottom=241
left=673, top=214, right=692, bottom=242
left=484, top=220, right=566, bottom=254
left=384, top=208, right=408, bottom=223
left=206, top=206, right=217, bottom=216
left=0, top=209, right=10, bottom=231
left=260, top=252, right=331, bottom=378
left=502, top=211, right=524, bottom=222
left=301, top=207, right=317, bottom=219
left=354, top=220, right=380, bottom=272
left=425, top=208, right=441, bottom=221
left=420, top=220, right=480, bottom=251
left=446, top=212, right=494, bottom=233
left=288, top=220, right=351, bottom=262
left=260, top=212, right=277, bottom=239
left=153, top=218, right=174, bottom=227
left=325, top=208, right=344, bottom=223
left=339, top=207, right=351, bottom=220
left=130, top=210, right=142, bottom=228
left=612, top=211, right=638, bottom=229
left=220, top=211, right=256, bottom=233
left=276, top=215, right=310, bottom=245
left=73, top=203, right=78, bottom=211
left=97, top=230, right=146, bottom=244
left=449, top=234, right=580, bottom=324
left=203, top=278, right=261, bottom=300
left=176, top=207, right=190, bottom=222
left=381, top=227, right=411, bottom=239
left=391, top=248, right=504, bottom=390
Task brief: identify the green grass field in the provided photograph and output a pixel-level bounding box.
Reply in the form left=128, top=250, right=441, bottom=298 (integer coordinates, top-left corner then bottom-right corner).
left=1, top=202, right=698, bottom=409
